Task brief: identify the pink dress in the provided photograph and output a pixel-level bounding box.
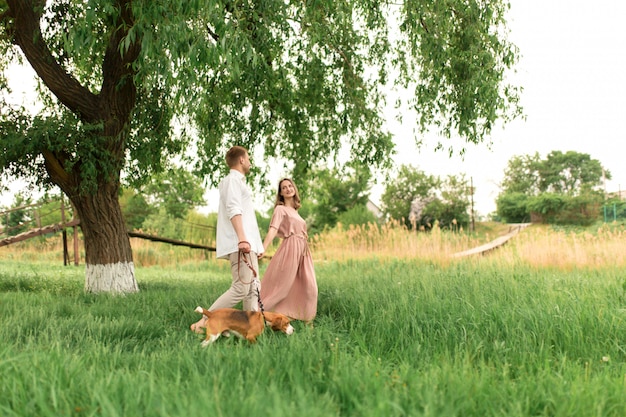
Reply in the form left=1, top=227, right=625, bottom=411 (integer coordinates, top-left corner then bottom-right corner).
left=260, top=205, right=318, bottom=321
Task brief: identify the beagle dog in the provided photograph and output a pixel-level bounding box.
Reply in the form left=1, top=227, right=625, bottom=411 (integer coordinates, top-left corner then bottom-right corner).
left=194, top=307, right=294, bottom=347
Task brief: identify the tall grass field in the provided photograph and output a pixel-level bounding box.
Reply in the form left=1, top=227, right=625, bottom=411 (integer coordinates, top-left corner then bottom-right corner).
left=1, top=223, right=626, bottom=416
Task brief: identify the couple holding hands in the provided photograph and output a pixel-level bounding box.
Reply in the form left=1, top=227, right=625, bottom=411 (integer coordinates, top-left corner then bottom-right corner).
left=191, top=146, right=317, bottom=333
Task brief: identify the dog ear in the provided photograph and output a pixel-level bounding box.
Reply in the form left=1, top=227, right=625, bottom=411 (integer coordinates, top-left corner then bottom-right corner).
left=270, top=316, right=286, bottom=331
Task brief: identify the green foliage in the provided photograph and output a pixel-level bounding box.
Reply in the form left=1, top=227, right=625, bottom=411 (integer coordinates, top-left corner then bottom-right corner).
left=139, top=208, right=219, bottom=248
left=526, top=191, right=603, bottom=226
left=0, top=107, right=120, bottom=195
left=120, top=168, right=206, bottom=231
left=256, top=210, right=271, bottom=241
left=143, top=167, right=206, bottom=220
left=141, top=207, right=183, bottom=238
left=119, top=188, right=155, bottom=231
left=422, top=197, right=467, bottom=230
left=381, top=166, right=470, bottom=229
left=500, top=151, right=608, bottom=197
left=184, top=210, right=217, bottom=248
left=495, top=191, right=530, bottom=223
left=1, top=193, right=31, bottom=236
left=380, top=165, right=439, bottom=227
left=497, top=151, right=609, bottom=225
left=540, top=151, right=607, bottom=194
left=1, top=0, right=522, bottom=193
left=307, top=164, right=372, bottom=231
left=560, top=191, right=603, bottom=226
left=602, top=198, right=626, bottom=224
left=500, top=153, right=542, bottom=194
left=526, top=192, right=566, bottom=216
left=396, top=0, right=523, bottom=145
left=336, top=204, right=379, bottom=228
left=297, top=199, right=319, bottom=236
left=437, top=174, right=472, bottom=228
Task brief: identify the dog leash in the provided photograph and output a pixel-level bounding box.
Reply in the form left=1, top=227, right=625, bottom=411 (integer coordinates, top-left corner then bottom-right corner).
left=238, top=250, right=266, bottom=322
left=237, top=249, right=258, bottom=282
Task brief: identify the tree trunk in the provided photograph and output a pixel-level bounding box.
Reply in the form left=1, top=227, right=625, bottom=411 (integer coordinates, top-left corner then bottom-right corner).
left=69, top=180, right=138, bottom=294
left=8, top=0, right=140, bottom=294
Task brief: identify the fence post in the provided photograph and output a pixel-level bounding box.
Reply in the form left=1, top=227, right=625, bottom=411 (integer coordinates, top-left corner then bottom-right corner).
left=63, top=229, right=69, bottom=266
left=61, top=198, right=69, bottom=265
left=73, top=224, right=79, bottom=266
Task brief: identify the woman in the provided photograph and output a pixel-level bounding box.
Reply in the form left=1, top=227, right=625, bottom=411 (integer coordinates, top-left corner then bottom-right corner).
left=260, top=178, right=317, bottom=322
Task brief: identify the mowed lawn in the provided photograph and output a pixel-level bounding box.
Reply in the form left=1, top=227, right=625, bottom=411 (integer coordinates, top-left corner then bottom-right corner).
left=1, top=252, right=626, bottom=416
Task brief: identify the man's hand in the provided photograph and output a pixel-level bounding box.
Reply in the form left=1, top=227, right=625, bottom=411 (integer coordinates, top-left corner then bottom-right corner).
left=238, top=240, right=251, bottom=253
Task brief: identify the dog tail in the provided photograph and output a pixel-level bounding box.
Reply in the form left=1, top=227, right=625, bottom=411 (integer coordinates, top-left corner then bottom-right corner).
left=194, top=306, right=211, bottom=317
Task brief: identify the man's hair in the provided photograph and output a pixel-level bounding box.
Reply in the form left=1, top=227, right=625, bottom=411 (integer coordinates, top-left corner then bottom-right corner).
left=225, top=146, right=248, bottom=168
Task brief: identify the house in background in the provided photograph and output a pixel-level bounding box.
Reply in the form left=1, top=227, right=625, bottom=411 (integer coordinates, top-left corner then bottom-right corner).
left=366, top=199, right=382, bottom=219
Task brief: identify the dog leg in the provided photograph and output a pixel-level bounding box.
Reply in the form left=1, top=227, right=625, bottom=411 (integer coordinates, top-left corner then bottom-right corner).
left=190, top=320, right=207, bottom=334
left=201, top=333, right=220, bottom=347
left=191, top=306, right=209, bottom=333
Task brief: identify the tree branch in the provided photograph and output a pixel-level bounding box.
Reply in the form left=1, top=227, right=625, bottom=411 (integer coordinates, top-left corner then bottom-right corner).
left=99, top=0, right=141, bottom=141
left=5, top=0, right=99, bottom=121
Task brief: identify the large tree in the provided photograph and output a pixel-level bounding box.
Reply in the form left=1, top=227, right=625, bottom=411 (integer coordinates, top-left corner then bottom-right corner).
left=0, top=0, right=521, bottom=293
left=496, top=150, right=609, bottom=223
left=499, top=151, right=609, bottom=197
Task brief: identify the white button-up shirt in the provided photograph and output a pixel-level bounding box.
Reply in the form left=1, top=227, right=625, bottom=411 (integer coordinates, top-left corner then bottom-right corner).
left=216, top=169, right=263, bottom=259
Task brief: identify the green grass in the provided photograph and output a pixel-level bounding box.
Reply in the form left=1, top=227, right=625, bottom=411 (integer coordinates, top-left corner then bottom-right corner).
left=1, top=258, right=626, bottom=416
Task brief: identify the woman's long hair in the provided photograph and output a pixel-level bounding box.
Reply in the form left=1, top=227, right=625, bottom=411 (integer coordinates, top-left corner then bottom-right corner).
left=274, top=178, right=302, bottom=209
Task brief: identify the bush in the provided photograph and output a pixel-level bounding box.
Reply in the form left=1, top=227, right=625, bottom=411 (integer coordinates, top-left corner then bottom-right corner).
left=336, top=204, right=379, bottom=228
left=496, top=192, right=530, bottom=223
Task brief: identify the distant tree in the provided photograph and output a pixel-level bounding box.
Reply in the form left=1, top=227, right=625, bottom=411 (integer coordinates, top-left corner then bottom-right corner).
left=433, top=174, right=471, bottom=229
left=337, top=204, right=379, bottom=228
left=382, top=167, right=471, bottom=229
left=538, top=151, right=607, bottom=194
left=380, top=165, right=439, bottom=227
left=296, top=199, right=316, bottom=236
left=255, top=210, right=271, bottom=243
left=526, top=192, right=565, bottom=220
left=560, top=190, right=602, bottom=226
left=185, top=210, right=218, bottom=248
left=307, top=164, right=372, bottom=232
left=119, top=189, right=154, bottom=231
left=2, top=192, right=31, bottom=236
left=35, top=194, right=70, bottom=226
left=119, top=167, right=204, bottom=230
left=500, top=151, right=608, bottom=196
left=143, top=167, right=205, bottom=220
left=497, top=151, right=608, bottom=224
left=500, top=153, right=542, bottom=194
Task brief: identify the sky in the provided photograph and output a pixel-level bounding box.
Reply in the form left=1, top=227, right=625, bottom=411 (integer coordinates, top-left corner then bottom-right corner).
left=375, top=0, right=626, bottom=216
left=2, top=0, right=626, bottom=217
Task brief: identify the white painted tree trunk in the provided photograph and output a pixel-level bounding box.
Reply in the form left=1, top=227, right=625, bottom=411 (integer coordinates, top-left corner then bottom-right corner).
left=65, top=181, right=139, bottom=295
left=85, top=262, right=138, bottom=294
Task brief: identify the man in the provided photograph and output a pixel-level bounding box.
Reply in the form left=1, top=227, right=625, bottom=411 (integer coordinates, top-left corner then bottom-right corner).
left=191, top=146, right=264, bottom=332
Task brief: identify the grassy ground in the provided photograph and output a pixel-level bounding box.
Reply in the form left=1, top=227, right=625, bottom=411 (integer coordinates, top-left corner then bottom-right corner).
left=1, top=251, right=626, bottom=416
